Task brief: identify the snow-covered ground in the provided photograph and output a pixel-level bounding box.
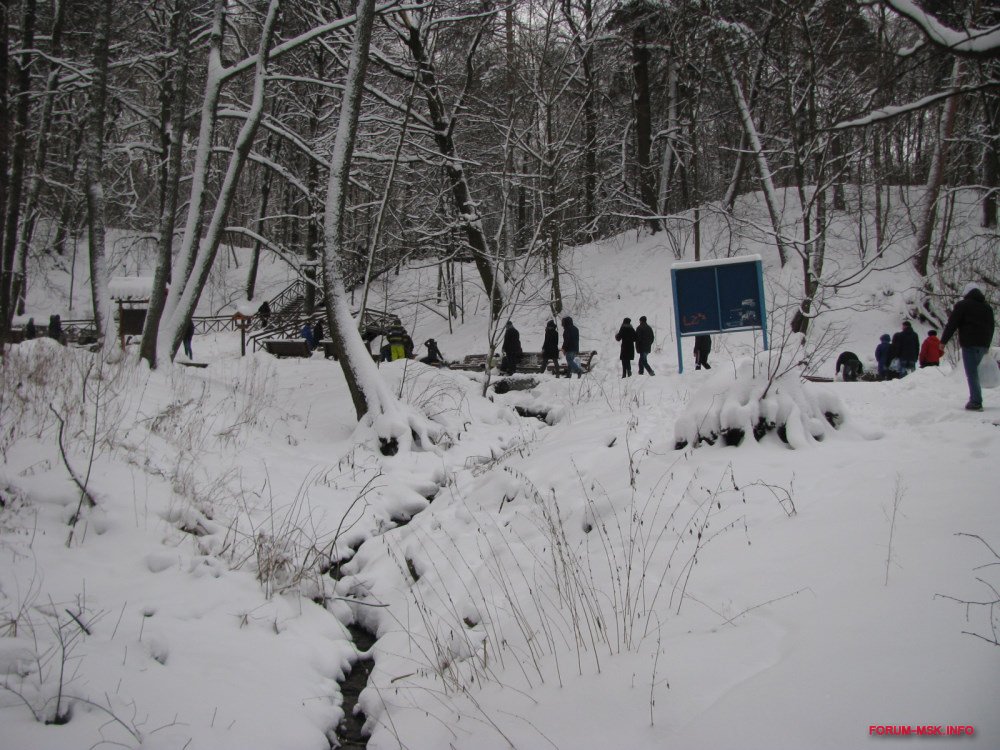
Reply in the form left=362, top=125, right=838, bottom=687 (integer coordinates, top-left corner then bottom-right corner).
left=2, top=192, right=998, bottom=749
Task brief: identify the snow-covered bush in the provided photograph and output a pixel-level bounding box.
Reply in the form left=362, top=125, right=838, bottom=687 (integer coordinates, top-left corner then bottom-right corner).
left=674, top=364, right=846, bottom=449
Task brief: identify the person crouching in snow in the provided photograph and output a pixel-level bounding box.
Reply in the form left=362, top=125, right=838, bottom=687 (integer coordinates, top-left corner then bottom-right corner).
left=875, top=334, right=893, bottom=380
left=835, top=351, right=863, bottom=382
left=919, top=329, right=944, bottom=368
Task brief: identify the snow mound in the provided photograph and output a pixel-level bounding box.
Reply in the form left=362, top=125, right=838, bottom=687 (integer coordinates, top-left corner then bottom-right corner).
left=674, top=366, right=846, bottom=449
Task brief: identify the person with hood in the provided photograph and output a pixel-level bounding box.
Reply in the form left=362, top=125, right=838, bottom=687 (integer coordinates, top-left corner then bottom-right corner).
left=940, top=282, right=996, bottom=411
left=48, top=314, right=63, bottom=343
left=24, top=318, right=36, bottom=340
left=919, top=329, right=944, bottom=368
left=500, top=321, right=522, bottom=375
left=693, top=334, right=712, bottom=370
left=615, top=317, right=637, bottom=377
left=257, top=300, right=271, bottom=328
left=561, top=316, right=583, bottom=378
left=875, top=333, right=893, bottom=379
left=541, top=320, right=560, bottom=374
left=635, top=316, right=655, bottom=375
left=300, top=321, right=317, bottom=352
left=890, top=321, right=919, bottom=376
left=835, top=351, right=863, bottom=382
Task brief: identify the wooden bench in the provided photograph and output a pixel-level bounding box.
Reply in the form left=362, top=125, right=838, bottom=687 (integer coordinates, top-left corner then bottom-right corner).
left=263, top=339, right=312, bottom=358
left=449, top=354, right=490, bottom=371
left=449, top=350, right=597, bottom=375
left=547, top=350, right=596, bottom=375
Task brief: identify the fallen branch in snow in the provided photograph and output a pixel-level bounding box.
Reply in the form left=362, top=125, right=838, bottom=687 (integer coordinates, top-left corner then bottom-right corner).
left=48, top=404, right=98, bottom=539
left=934, top=533, right=1000, bottom=648
left=884, top=475, right=906, bottom=586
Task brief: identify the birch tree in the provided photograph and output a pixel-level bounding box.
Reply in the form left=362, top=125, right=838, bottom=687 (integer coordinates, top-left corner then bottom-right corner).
left=156, top=0, right=281, bottom=362
left=84, top=0, right=113, bottom=343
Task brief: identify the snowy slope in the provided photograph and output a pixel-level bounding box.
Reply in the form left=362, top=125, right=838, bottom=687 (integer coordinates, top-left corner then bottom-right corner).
left=1, top=190, right=998, bottom=750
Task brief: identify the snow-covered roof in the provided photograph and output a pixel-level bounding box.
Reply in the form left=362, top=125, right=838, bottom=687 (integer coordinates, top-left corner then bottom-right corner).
left=109, top=276, right=155, bottom=301
left=671, top=254, right=762, bottom=271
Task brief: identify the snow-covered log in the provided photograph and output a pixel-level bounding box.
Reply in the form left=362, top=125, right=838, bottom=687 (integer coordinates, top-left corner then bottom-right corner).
left=674, top=368, right=846, bottom=450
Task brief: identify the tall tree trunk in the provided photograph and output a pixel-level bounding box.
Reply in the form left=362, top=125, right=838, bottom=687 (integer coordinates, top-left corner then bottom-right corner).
left=85, top=0, right=113, bottom=343
left=246, top=122, right=281, bottom=302
left=631, top=23, right=659, bottom=233
left=140, top=0, right=192, bottom=368
left=723, top=52, right=788, bottom=267
left=159, top=0, right=227, bottom=335
left=400, top=20, right=505, bottom=318
left=14, top=0, right=65, bottom=316
left=982, top=88, right=999, bottom=228
left=322, top=0, right=407, bottom=429
left=162, top=0, right=281, bottom=361
left=658, top=60, right=678, bottom=216
left=913, top=58, right=963, bottom=278
left=1, top=0, right=36, bottom=341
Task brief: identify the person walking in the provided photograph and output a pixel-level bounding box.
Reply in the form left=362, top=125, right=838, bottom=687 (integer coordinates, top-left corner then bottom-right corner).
left=919, top=329, right=944, bottom=368
left=635, top=316, right=655, bottom=375
left=24, top=318, right=36, bottom=340
left=615, top=317, right=637, bottom=377
left=541, top=320, right=560, bottom=375
left=257, top=300, right=271, bottom=328
left=940, top=283, right=996, bottom=411
left=183, top=319, right=195, bottom=359
left=561, top=316, right=583, bottom=378
left=890, top=321, right=920, bottom=376
left=313, top=320, right=324, bottom=343
left=693, top=334, right=712, bottom=370
left=500, top=321, right=522, bottom=375
left=875, top=333, right=893, bottom=380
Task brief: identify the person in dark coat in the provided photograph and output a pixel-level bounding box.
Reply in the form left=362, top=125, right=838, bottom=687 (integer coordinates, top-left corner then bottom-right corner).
left=24, top=318, right=36, bottom=340
left=561, top=316, right=583, bottom=378
left=257, top=300, right=271, bottom=328
left=48, top=314, right=63, bottom=343
left=875, top=333, right=893, bottom=380
left=500, top=321, right=522, bottom=375
left=300, top=322, right=316, bottom=351
left=635, top=316, right=655, bottom=376
left=183, top=319, right=195, bottom=358
left=693, top=334, right=712, bottom=370
left=313, top=320, right=324, bottom=343
left=940, top=283, right=996, bottom=411
left=890, top=321, right=919, bottom=376
left=835, top=351, right=863, bottom=382
left=919, top=329, right=944, bottom=368
left=541, top=320, right=560, bottom=375
left=420, top=339, right=444, bottom=366
left=615, top=317, right=637, bottom=377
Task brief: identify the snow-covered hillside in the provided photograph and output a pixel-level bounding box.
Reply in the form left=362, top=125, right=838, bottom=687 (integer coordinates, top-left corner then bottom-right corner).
left=2, top=190, right=998, bottom=750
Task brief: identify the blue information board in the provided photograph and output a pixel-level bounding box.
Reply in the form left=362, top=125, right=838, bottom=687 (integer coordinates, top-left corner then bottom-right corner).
left=670, top=256, right=768, bottom=372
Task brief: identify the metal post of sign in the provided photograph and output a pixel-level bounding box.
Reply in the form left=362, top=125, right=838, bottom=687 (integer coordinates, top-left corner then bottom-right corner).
left=670, top=267, right=684, bottom=373
left=756, top=260, right=769, bottom=351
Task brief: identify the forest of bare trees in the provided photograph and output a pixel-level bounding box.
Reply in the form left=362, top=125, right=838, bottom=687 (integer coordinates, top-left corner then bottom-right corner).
left=0, top=0, right=997, bottom=364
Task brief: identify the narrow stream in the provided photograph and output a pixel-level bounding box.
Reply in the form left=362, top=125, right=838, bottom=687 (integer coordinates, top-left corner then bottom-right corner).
left=334, top=623, right=377, bottom=749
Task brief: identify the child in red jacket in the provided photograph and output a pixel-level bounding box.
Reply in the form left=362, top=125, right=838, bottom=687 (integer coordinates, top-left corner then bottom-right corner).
left=919, top=329, right=944, bottom=367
